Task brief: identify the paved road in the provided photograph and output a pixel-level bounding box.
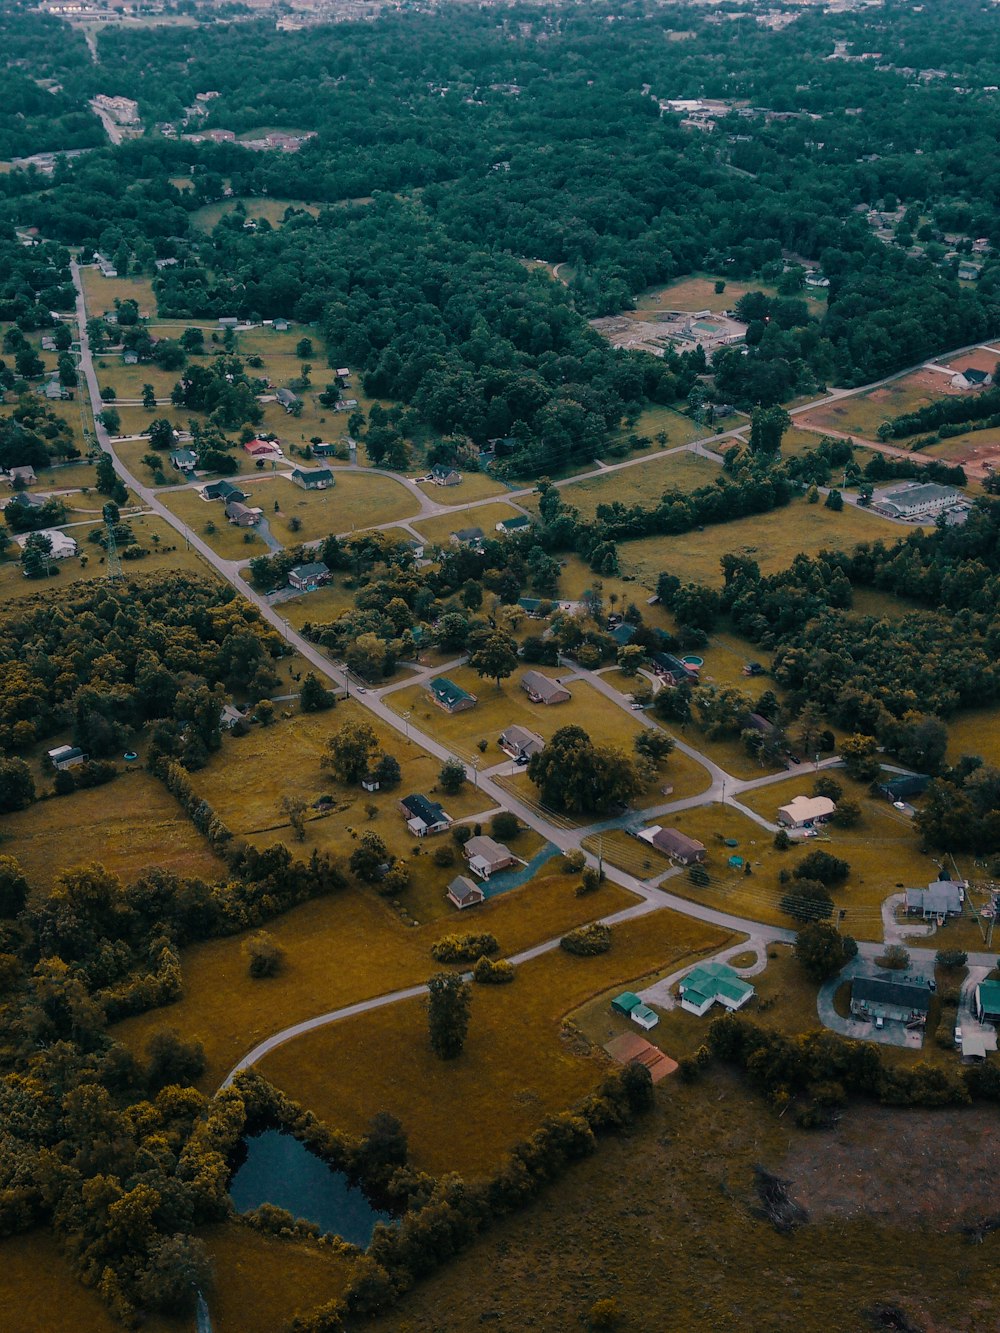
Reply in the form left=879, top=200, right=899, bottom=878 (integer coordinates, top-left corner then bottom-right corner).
left=69, top=259, right=999, bottom=1079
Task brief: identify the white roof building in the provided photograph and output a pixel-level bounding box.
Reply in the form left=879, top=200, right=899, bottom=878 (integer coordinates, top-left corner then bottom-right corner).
left=15, top=528, right=78, bottom=559
left=777, top=795, right=836, bottom=828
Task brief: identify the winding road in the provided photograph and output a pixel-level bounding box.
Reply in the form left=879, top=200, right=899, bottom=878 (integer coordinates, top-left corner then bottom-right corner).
left=66, top=260, right=998, bottom=1089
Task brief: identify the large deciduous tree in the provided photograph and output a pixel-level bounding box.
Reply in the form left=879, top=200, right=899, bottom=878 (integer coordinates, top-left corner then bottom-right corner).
left=427, top=970, right=472, bottom=1059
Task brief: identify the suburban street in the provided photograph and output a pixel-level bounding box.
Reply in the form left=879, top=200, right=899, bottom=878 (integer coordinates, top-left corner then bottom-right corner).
left=67, top=259, right=998, bottom=1083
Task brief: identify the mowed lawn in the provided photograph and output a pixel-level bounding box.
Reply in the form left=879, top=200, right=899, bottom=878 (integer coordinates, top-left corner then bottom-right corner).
left=1, top=772, right=225, bottom=892
left=258, top=905, right=734, bottom=1178
left=80, top=268, right=157, bottom=317
left=415, top=472, right=510, bottom=505
left=534, top=449, right=720, bottom=519
left=412, top=502, right=526, bottom=548
left=112, top=869, right=638, bottom=1092
left=618, top=498, right=900, bottom=589
left=386, top=667, right=645, bottom=764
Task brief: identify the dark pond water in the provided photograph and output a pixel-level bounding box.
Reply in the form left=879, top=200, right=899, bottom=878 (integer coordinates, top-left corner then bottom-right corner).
left=229, top=1130, right=395, bottom=1247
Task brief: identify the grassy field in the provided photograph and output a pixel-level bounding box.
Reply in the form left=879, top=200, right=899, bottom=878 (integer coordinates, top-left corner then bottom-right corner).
left=799, top=373, right=955, bottom=442
left=617, top=497, right=900, bottom=589
left=258, top=905, right=733, bottom=1178
left=536, top=450, right=720, bottom=519
left=79, top=268, right=157, bottom=318
left=273, top=580, right=358, bottom=630
left=358, top=1063, right=1000, bottom=1333
left=385, top=667, right=645, bottom=765
left=635, top=273, right=778, bottom=314
left=0, top=770, right=224, bottom=892
left=0, top=517, right=217, bottom=604
left=113, top=868, right=637, bottom=1092
left=415, top=473, right=510, bottom=506
left=190, top=197, right=322, bottom=231
left=412, top=502, right=525, bottom=548
left=620, top=404, right=714, bottom=447
left=91, top=356, right=180, bottom=402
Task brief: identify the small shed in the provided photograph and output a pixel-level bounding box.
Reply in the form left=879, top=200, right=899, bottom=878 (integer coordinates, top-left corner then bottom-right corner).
left=631, top=1004, right=659, bottom=1031
left=611, top=992, right=642, bottom=1016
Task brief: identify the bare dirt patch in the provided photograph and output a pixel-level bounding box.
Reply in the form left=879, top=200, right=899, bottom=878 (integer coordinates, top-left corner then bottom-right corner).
left=783, top=1102, right=1000, bottom=1229
left=941, top=347, right=1000, bottom=375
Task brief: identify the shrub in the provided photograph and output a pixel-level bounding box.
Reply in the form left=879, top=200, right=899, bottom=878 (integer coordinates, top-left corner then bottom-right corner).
left=876, top=944, right=910, bottom=970
left=560, top=923, right=612, bottom=956
left=587, top=1298, right=622, bottom=1330
left=433, top=844, right=455, bottom=868
left=473, top=956, right=515, bottom=985
left=936, top=948, right=968, bottom=971
left=575, top=867, right=601, bottom=896
left=244, top=931, right=285, bottom=978
left=812, top=775, right=843, bottom=801
left=452, top=825, right=472, bottom=847
left=562, top=849, right=586, bottom=874
left=793, top=850, right=850, bottom=886
left=431, top=932, right=500, bottom=964
left=491, top=810, right=520, bottom=841
left=773, top=828, right=791, bottom=851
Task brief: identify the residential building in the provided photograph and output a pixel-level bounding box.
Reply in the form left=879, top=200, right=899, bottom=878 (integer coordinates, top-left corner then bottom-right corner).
left=7, top=466, right=37, bottom=485
left=334, top=398, right=359, bottom=411
left=169, top=448, right=198, bottom=473
left=275, top=387, right=301, bottom=413
left=225, top=500, right=262, bottom=527
left=464, top=835, right=517, bottom=880
left=603, top=1031, right=677, bottom=1083
left=974, top=980, right=1000, bottom=1025
left=517, top=597, right=546, bottom=617
left=220, top=704, right=246, bottom=730
left=430, top=464, right=462, bottom=486
left=905, top=880, right=964, bottom=919
left=447, top=875, right=485, bottom=910
left=399, top=793, right=452, bottom=836
left=872, top=482, right=967, bottom=521
left=311, top=442, right=338, bottom=458
left=291, top=466, right=334, bottom=491
left=650, top=652, right=697, bottom=685
left=777, top=795, right=836, bottom=829
left=521, top=671, right=571, bottom=705
left=450, top=526, right=484, bottom=548
left=678, top=962, right=755, bottom=1016
left=287, top=561, right=331, bottom=592
left=850, top=974, right=932, bottom=1025
left=401, top=537, right=425, bottom=560
left=243, top=438, right=283, bottom=459
left=47, top=744, right=88, bottom=770
left=499, top=724, right=544, bottom=761
left=958, top=262, right=981, bottom=282
left=951, top=367, right=991, bottom=390
left=5, top=491, right=45, bottom=511
left=637, top=825, right=706, bottom=865
left=876, top=773, right=930, bottom=803
left=202, top=479, right=247, bottom=503
left=610, top=623, right=637, bottom=647
left=428, top=677, right=477, bottom=713
left=496, top=515, right=531, bottom=535
left=15, top=529, right=77, bottom=559
left=272, top=318, right=290, bottom=332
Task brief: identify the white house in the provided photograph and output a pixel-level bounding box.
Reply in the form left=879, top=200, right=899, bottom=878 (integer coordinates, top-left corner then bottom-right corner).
left=15, top=529, right=77, bottom=559
left=776, top=795, right=836, bottom=829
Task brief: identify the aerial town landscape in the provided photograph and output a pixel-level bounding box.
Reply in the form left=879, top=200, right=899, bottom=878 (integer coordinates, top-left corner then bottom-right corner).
left=3, top=0, right=1000, bottom=1329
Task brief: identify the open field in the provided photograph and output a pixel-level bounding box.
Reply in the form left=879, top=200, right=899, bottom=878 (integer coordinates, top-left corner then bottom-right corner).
left=415, top=472, right=509, bottom=505
left=617, top=498, right=901, bottom=589
left=385, top=667, right=648, bottom=765
left=411, top=501, right=524, bottom=548
left=945, top=704, right=1000, bottom=768
left=79, top=268, right=157, bottom=318
left=360, top=1067, right=1000, bottom=1332
left=259, top=906, right=733, bottom=1178
left=635, top=273, right=778, bottom=314
left=273, top=580, right=358, bottom=630
left=113, top=868, right=637, bottom=1092
left=190, top=197, right=322, bottom=231
left=661, top=785, right=942, bottom=940
left=0, top=516, right=218, bottom=603
left=798, top=369, right=964, bottom=442
left=622, top=404, right=714, bottom=447
left=537, top=449, right=720, bottom=518
left=91, top=355, right=181, bottom=401
left=2, top=1231, right=159, bottom=1333
left=941, top=347, right=1000, bottom=375
left=1, top=771, right=225, bottom=892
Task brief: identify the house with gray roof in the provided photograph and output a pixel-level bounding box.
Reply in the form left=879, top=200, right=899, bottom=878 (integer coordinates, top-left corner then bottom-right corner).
left=850, top=974, right=932, bottom=1024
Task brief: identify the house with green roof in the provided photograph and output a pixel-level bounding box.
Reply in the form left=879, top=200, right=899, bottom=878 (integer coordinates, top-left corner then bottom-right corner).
left=975, top=980, right=1000, bottom=1025
left=428, top=677, right=477, bottom=713
left=678, top=962, right=755, bottom=1017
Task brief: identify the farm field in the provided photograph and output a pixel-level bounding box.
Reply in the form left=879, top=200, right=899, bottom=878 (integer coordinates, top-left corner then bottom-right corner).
left=412, top=502, right=525, bottom=548
left=415, top=472, right=509, bottom=505
left=1, top=771, right=225, bottom=892
left=258, top=905, right=733, bottom=1178
left=385, top=667, right=647, bottom=764
left=2, top=1232, right=162, bottom=1333
left=617, top=497, right=900, bottom=589
left=538, top=449, right=720, bottom=518
left=113, top=868, right=638, bottom=1093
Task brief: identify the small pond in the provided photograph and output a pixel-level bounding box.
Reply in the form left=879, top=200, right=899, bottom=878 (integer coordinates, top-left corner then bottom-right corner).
left=229, top=1131, right=395, bottom=1247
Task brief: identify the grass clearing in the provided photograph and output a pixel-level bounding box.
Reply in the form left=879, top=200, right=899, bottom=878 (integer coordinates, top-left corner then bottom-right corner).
left=258, top=905, right=734, bottom=1178
left=1, top=770, right=224, bottom=892
left=0, top=1231, right=151, bottom=1333
left=798, top=372, right=957, bottom=442
left=539, top=449, right=720, bottom=519
left=946, top=705, right=1000, bottom=767
left=618, top=498, right=900, bottom=589
left=113, top=869, right=639, bottom=1092
left=386, top=667, right=645, bottom=765
left=412, top=502, right=525, bottom=548
left=190, top=197, right=321, bottom=231
left=636, top=273, right=779, bottom=314
left=415, top=472, right=509, bottom=505
left=79, top=268, right=157, bottom=318
left=272, top=580, right=358, bottom=630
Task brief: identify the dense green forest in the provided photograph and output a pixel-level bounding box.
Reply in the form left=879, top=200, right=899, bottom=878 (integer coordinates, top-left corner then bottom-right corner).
left=5, top=2, right=1000, bottom=468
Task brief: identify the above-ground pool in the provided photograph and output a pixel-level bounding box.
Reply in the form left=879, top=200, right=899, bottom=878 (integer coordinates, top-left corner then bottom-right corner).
left=681, top=655, right=704, bottom=668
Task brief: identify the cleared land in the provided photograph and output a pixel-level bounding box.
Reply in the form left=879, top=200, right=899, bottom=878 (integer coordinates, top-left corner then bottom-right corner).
left=415, top=473, right=509, bottom=506
left=1, top=771, right=224, bottom=892
left=617, top=498, right=900, bottom=589
left=537, top=449, right=719, bottom=518
left=798, top=369, right=964, bottom=442
left=190, top=197, right=322, bottom=231
left=113, top=869, right=637, bottom=1092
left=79, top=268, right=157, bottom=317
left=258, top=906, right=733, bottom=1178
left=635, top=273, right=778, bottom=314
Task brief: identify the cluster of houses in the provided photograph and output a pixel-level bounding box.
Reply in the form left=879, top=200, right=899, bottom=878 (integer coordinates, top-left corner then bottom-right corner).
left=426, top=671, right=572, bottom=715
left=393, top=793, right=519, bottom=909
